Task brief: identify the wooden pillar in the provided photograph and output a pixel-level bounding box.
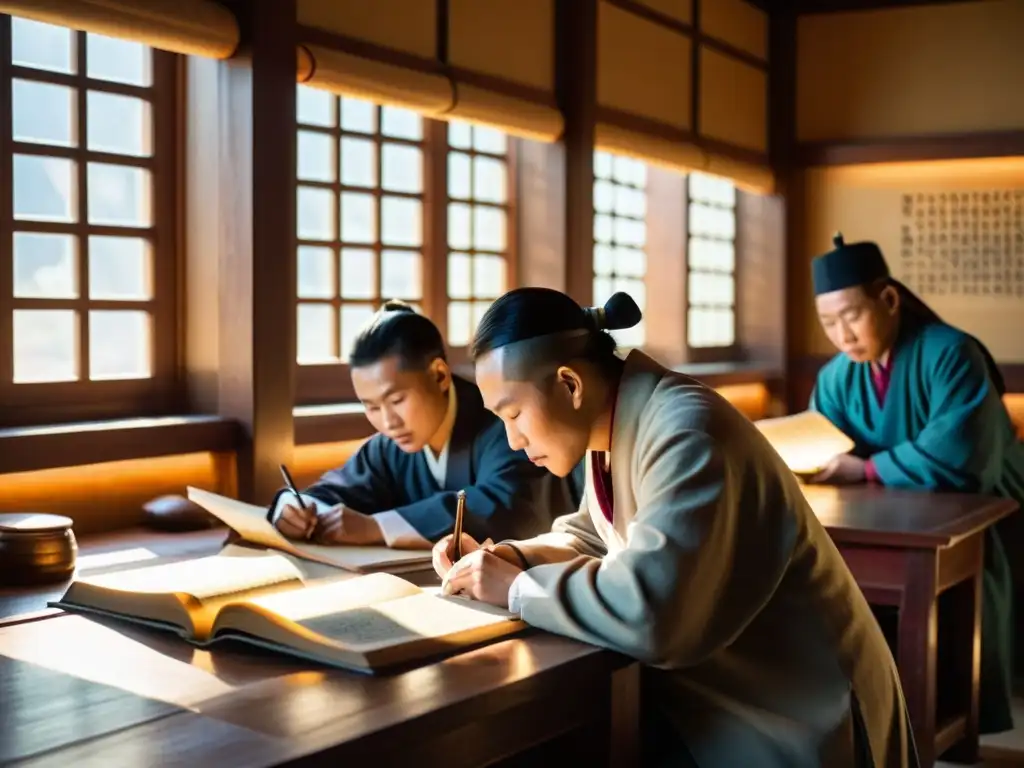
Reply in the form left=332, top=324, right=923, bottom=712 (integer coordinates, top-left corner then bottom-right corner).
left=184, top=0, right=297, bottom=503
left=644, top=169, right=688, bottom=367
left=516, top=139, right=568, bottom=292
left=555, top=0, right=598, bottom=307
left=769, top=9, right=799, bottom=411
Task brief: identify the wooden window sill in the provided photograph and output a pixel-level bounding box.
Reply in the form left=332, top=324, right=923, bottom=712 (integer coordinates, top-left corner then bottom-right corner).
left=674, top=361, right=785, bottom=387
left=0, top=416, right=240, bottom=475
left=294, top=403, right=374, bottom=446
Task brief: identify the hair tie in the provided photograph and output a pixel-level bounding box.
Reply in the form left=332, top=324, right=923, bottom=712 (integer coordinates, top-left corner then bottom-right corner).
left=584, top=306, right=607, bottom=331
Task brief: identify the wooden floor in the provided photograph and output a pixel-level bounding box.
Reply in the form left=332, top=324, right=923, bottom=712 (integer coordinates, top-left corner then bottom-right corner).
left=939, top=697, right=1024, bottom=767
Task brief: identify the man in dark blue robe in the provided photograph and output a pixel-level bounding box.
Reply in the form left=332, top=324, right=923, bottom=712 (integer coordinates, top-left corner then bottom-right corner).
left=268, top=302, right=581, bottom=549
left=807, top=233, right=1022, bottom=734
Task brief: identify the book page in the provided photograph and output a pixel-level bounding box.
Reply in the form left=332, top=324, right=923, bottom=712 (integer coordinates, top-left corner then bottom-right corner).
left=296, top=592, right=517, bottom=652
left=295, top=542, right=431, bottom=572
left=753, top=411, right=856, bottom=474
left=187, top=487, right=299, bottom=553
left=240, top=572, right=422, bottom=620
left=80, top=549, right=302, bottom=601
left=187, top=487, right=431, bottom=572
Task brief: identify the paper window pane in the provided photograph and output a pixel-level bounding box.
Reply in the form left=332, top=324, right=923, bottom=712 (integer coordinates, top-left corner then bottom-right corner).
left=87, top=91, right=151, bottom=157
left=297, top=186, right=334, bottom=241
left=448, top=252, right=472, bottom=300
left=472, top=255, right=506, bottom=299
left=381, top=250, right=422, bottom=300
left=381, top=106, right=422, bottom=140
left=13, top=309, right=78, bottom=382
left=447, top=302, right=472, bottom=347
left=89, top=236, right=151, bottom=300
left=14, top=155, right=76, bottom=223
left=297, top=86, right=335, bottom=127
left=297, top=304, right=335, bottom=363
left=340, top=192, right=376, bottom=243
left=298, top=131, right=336, bottom=182
left=12, top=79, right=75, bottom=147
left=89, top=310, right=151, bottom=379
left=340, top=97, right=376, bottom=133
left=13, top=233, right=77, bottom=299
left=340, top=137, right=377, bottom=188
left=381, top=143, right=422, bottom=193
left=298, top=246, right=335, bottom=299
left=340, top=248, right=375, bottom=299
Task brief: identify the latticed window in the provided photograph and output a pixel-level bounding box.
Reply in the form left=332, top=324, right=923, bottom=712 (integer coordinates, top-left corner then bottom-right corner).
left=593, top=150, right=646, bottom=348
left=0, top=14, right=176, bottom=423
left=687, top=172, right=736, bottom=349
left=295, top=88, right=427, bottom=366
left=445, top=121, right=511, bottom=349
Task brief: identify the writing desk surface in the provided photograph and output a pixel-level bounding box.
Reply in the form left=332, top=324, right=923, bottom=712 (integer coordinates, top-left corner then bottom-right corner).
left=0, top=612, right=625, bottom=767
left=801, top=483, right=1018, bottom=549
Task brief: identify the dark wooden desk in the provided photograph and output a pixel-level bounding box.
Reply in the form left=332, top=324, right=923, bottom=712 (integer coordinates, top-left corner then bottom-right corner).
left=0, top=527, right=639, bottom=766
left=802, top=483, right=1018, bottom=768
left=0, top=613, right=637, bottom=767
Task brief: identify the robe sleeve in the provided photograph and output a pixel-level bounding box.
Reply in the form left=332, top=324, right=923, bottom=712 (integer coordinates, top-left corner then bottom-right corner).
left=511, top=486, right=608, bottom=561
left=388, top=422, right=565, bottom=543
left=870, top=339, right=1007, bottom=492
left=272, top=436, right=403, bottom=516
left=512, top=405, right=796, bottom=668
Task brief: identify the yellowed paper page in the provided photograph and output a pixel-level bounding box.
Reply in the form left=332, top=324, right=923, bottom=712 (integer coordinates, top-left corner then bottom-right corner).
left=296, top=592, right=517, bottom=651
left=81, top=549, right=302, bottom=601
left=296, top=542, right=431, bottom=572
left=186, top=487, right=431, bottom=572
left=753, top=410, right=855, bottom=474
left=243, top=572, right=423, bottom=619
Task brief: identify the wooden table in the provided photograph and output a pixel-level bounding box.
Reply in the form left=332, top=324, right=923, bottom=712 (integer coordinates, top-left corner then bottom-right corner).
left=802, top=483, right=1018, bottom=768
left=0, top=613, right=637, bottom=767
left=0, top=528, right=639, bottom=766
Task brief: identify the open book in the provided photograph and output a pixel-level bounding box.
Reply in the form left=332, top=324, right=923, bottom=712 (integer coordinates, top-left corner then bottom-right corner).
left=50, top=545, right=523, bottom=674
left=186, top=486, right=432, bottom=574
left=753, top=410, right=855, bottom=475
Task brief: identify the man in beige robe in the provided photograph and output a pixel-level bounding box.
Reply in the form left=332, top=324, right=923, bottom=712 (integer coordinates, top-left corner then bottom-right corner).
left=444, top=349, right=918, bottom=767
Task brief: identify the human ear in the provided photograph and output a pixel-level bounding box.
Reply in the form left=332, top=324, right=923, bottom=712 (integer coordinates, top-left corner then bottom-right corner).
left=881, top=285, right=900, bottom=315
left=431, top=359, right=451, bottom=391
left=555, top=366, right=584, bottom=410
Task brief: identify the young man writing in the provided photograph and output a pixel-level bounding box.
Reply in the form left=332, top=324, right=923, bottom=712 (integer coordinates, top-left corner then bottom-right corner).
left=269, top=301, right=580, bottom=550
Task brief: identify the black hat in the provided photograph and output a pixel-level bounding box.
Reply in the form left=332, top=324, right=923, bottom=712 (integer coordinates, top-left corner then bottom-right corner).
left=811, top=232, right=890, bottom=296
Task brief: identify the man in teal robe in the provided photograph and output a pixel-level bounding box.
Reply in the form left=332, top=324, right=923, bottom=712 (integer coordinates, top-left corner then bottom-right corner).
left=807, top=233, right=1022, bottom=734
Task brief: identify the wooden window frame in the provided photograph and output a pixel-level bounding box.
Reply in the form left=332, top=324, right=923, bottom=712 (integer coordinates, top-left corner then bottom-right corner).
left=684, top=173, right=741, bottom=364
left=0, top=15, right=179, bottom=427
left=295, top=94, right=436, bottom=404
left=294, top=102, right=518, bottom=405
left=592, top=149, right=648, bottom=351
left=443, top=121, right=518, bottom=369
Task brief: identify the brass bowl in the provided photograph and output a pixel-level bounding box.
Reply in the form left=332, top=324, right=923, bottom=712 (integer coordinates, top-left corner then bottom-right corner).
left=0, top=513, right=78, bottom=587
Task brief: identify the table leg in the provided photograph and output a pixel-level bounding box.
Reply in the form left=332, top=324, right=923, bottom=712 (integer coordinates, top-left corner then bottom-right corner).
left=898, top=550, right=939, bottom=768
left=608, top=662, right=641, bottom=766
left=938, top=556, right=983, bottom=763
